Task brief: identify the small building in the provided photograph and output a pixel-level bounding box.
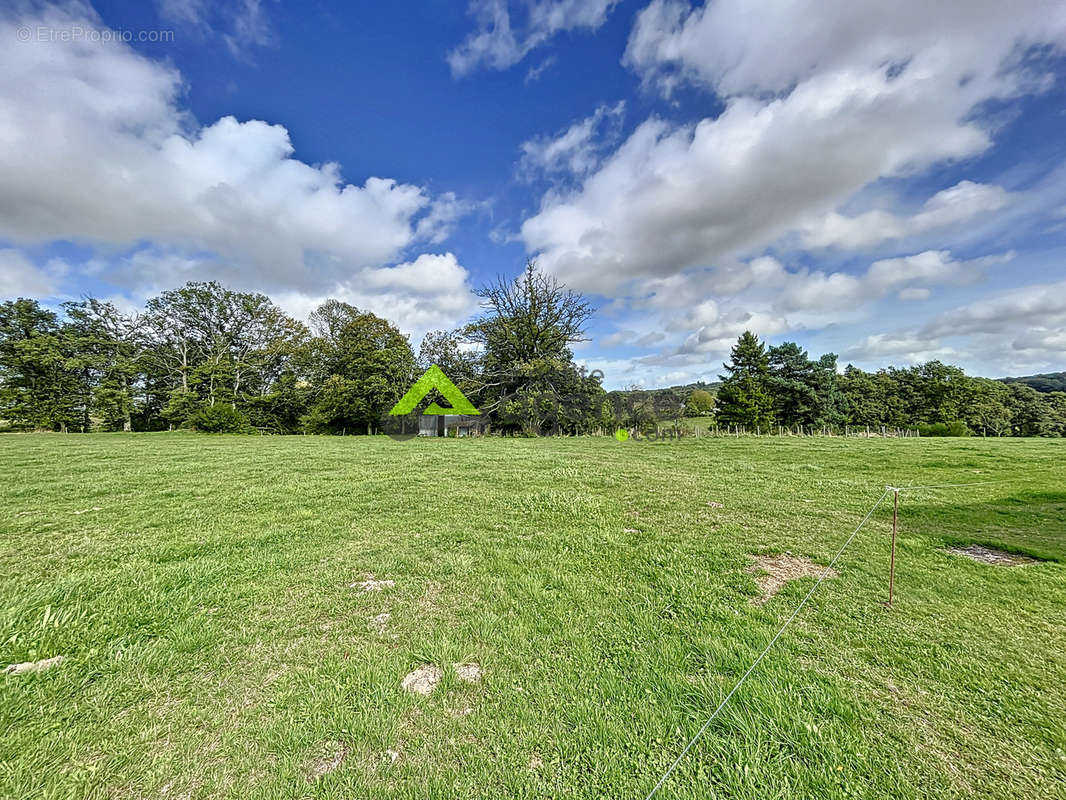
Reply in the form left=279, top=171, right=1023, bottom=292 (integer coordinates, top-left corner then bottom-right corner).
left=418, top=414, right=488, bottom=437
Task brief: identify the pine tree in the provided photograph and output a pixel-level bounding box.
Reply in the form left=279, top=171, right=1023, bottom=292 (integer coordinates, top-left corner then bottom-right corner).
left=716, top=331, right=774, bottom=430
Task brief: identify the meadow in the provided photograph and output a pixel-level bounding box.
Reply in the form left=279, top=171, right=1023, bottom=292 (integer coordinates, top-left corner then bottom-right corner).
left=1, top=433, right=1064, bottom=799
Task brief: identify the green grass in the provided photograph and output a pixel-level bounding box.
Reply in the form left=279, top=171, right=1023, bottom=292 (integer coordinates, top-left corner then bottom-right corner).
left=1, top=433, right=1064, bottom=799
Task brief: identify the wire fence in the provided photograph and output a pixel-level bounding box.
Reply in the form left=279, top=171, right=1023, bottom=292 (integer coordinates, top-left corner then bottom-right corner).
left=643, top=478, right=1008, bottom=800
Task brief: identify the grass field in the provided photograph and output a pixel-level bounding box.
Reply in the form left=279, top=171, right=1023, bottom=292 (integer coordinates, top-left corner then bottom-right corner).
left=2, top=434, right=1064, bottom=799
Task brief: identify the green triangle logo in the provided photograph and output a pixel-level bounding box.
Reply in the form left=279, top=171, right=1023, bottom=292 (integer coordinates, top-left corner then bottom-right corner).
left=389, top=365, right=480, bottom=416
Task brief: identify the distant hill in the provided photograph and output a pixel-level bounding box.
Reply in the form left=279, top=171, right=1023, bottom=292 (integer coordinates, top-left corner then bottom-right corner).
left=1000, top=372, right=1066, bottom=393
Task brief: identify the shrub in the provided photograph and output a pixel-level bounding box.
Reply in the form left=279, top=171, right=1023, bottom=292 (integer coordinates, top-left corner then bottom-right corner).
left=187, top=404, right=250, bottom=434
left=918, top=420, right=970, bottom=437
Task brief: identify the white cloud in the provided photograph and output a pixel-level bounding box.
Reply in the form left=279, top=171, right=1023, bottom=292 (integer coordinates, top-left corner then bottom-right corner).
left=156, top=0, right=273, bottom=59
left=522, top=0, right=1062, bottom=295
left=841, top=279, right=1066, bottom=372
left=513, top=0, right=1065, bottom=386
left=522, top=59, right=1012, bottom=294
left=898, top=287, right=930, bottom=301
left=272, top=253, right=478, bottom=340
left=524, top=55, right=557, bottom=83
left=624, top=0, right=1066, bottom=98
left=921, top=279, right=1066, bottom=338
left=519, top=101, right=625, bottom=178
left=0, top=5, right=475, bottom=333
left=448, top=0, right=619, bottom=76
left=222, top=0, right=273, bottom=59
left=0, top=250, right=66, bottom=299
left=841, top=333, right=959, bottom=365
left=797, top=181, right=1013, bottom=250
left=600, top=327, right=665, bottom=349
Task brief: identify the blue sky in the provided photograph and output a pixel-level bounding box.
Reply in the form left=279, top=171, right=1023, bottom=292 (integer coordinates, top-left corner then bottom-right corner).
left=2, top=1, right=1065, bottom=388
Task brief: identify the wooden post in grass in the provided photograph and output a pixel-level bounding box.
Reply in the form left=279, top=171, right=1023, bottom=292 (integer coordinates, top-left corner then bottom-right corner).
left=888, top=487, right=899, bottom=607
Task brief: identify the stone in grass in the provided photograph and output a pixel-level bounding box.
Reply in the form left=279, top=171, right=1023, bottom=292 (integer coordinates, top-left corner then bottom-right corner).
left=945, top=544, right=1041, bottom=567
left=5, top=655, right=64, bottom=675
left=306, top=740, right=349, bottom=781
left=746, top=553, right=835, bottom=604
left=402, top=664, right=443, bottom=695
left=351, top=576, right=395, bottom=592
left=454, top=663, right=482, bottom=683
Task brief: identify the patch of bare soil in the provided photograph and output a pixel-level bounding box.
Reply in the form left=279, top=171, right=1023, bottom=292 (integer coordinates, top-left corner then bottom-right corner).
left=72, top=506, right=103, bottom=515
left=350, top=576, right=395, bottom=592
left=454, top=663, right=482, bottom=683
left=402, top=664, right=442, bottom=695
left=747, top=553, right=835, bottom=604
left=306, top=740, right=349, bottom=781
left=945, top=544, right=1040, bottom=566
left=5, top=655, right=64, bottom=675
left=370, top=612, right=391, bottom=633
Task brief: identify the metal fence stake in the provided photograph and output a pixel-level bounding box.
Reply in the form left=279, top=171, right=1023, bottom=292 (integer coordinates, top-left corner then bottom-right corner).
left=888, top=488, right=899, bottom=607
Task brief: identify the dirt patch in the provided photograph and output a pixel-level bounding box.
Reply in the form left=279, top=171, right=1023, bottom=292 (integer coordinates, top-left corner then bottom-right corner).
left=72, top=506, right=103, bottom=515
left=370, top=612, right=391, bottom=633
left=402, top=664, right=442, bottom=695
left=945, top=544, right=1040, bottom=566
left=454, top=663, right=482, bottom=683
left=747, top=553, right=835, bottom=604
left=350, top=576, right=394, bottom=592
left=5, top=655, right=64, bottom=675
left=706, top=501, right=724, bottom=508
left=306, top=740, right=349, bottom=781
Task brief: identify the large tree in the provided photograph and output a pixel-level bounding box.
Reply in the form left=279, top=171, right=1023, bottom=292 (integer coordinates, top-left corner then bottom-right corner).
left=716, top=331, right=775, bottom=430
left=303, top=304, right=415, bottom=434
left=767, top=342, right=818, bottom=428
left=62, top=299, right=143, bottom=431
left=143, top=281, right=304, bottom=424
left=0, top=299, right=78, bottom=431
left=966, top=379, right=1014, bottom=436
left=463, top=260, right=602, bottom=434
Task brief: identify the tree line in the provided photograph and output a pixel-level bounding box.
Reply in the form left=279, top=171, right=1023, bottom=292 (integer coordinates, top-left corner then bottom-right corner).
left=703, top=331, right=1066, bottom=437
left=1, top=266, right=1063, bottom=437
left=0, top=262, right=610, bottom=435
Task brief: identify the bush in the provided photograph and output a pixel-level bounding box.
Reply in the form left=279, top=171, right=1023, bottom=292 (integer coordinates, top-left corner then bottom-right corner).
left=187, top=404, right=250, bottom=434
left=918, top=420, right=970, bottom=437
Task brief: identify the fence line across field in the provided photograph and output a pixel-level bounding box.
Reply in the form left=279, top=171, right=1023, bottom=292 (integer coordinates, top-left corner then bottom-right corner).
left=643, top=487, right=892, bottom=800
left=643, top=477, right=1007, bottom=800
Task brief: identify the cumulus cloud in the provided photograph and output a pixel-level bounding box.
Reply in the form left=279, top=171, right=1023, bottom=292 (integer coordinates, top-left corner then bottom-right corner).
left=448, top=0, right=619, bottom=76
left=0, top=249, right=66, bottom=299
left=841, top=279, right=1066, bottom=372
left=841, top=333, right=960, bottom=364
left=510, top=0, right=1066, bottom=385
left=921, top=279, right=1066, bottom=338
left=272, top=253, right=478, bottom=340
left=0, top=5, right=476, bottom=334
left=624, top=0, right=1066, bottom=98
left=519, top=101, right=625, bottom=178
left=600, top=327, right=665, bottom=349
left=521, top=0, right=1063, bottom=296
left=797, top=181, right=1013, bottom=250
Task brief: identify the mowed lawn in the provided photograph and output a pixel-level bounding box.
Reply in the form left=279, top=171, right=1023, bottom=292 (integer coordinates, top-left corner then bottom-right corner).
left=1, top=434, right=1064, bottom=800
